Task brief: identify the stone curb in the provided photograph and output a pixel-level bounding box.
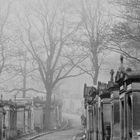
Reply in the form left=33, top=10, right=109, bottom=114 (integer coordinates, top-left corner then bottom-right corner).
left=28, top=131, right=54, bottom=140
left=28, top=120, right=70, bottom=140
left=16, top=131, right=35, bottom=139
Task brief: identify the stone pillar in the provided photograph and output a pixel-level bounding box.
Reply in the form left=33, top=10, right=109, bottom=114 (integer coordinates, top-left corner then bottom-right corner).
left=23, top=107, right=25, bottom=133
left=28, top=109, right=31, bottom=132
left=31, top=105, right=34, bottom=131
left=0, top=108, right=3, bottom=140
left=87, top=105, right=94, bottom=140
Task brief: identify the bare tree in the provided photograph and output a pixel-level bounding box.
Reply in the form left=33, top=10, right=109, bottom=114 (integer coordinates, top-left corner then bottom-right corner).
left=108, top=0, right=140, bottom=69
left=73, top=0, right=110, bottom=85
left=17, top=0, right=85, bottom=130
left=0, top=0, right=13, bottom=75
left=10, top=50, right=41, bottom=98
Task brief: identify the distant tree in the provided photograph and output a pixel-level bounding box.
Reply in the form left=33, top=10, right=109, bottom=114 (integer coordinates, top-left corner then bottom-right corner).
left=0, top=0, right=13, bottom=75
left=7, top=49, right=44, bottom=98
left=0, top=0, right=21, bottom=94
left=73, top=0, right=111, bottom=84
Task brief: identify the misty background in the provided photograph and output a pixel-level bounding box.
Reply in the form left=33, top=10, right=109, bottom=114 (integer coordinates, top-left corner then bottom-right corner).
left=0, top=0, right=139, bottom=116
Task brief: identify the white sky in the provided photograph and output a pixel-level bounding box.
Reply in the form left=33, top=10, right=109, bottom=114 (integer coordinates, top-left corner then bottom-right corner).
left=0, top=0, right=124, bottom=101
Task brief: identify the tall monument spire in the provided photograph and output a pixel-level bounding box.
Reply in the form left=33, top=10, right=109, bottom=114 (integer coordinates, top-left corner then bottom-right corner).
left=119, top=55, right=125, bottom=72
left=110, top=69, right=114, bottom=83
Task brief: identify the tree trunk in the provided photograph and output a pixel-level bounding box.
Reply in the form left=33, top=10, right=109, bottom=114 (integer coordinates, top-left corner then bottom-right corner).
left=92, top=49, right=99, bottom=85
left=23, top=59, right=27, bottom=98
left=23, top=74, right=26, bottom=98
left=93, top=67, right=99, bottom=85
left=44, top=89, right=52, bottom=130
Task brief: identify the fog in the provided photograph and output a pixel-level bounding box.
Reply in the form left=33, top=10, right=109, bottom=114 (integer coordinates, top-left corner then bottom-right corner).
left=1, top=0, right=140, bottom=139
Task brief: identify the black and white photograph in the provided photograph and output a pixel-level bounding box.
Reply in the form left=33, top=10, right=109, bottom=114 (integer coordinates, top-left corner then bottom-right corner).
left=0, top=0, right=139, bottom=140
